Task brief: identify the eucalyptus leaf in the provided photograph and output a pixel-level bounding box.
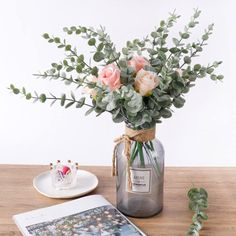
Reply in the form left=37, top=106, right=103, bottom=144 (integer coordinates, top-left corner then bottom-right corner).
left=65, top=101, right=75, bottom=108
left=39, top=94, right=46, bottom=103
left=93, top=52, right=105, bottom=62
left=85, top=107, right=94, bottom=116
left=173, top=96, right=185, bottom=108
left=76, top=97, right=85, bottom=108
left=61, top=94, right=66, bottom=106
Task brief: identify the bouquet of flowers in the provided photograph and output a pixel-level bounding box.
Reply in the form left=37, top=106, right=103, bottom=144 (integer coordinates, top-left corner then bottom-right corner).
left=10, top=9, right=223, bottom=224
left=10, top=9, right=223, bottom=131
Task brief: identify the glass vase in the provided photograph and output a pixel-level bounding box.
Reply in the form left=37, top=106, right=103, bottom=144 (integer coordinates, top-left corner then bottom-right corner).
left=115, top=131, right=164, bottom=218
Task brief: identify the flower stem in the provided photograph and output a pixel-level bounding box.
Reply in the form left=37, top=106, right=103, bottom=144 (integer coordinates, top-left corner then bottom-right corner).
left=130, top=141, right=138, bottom=166
left=137, top=142, right=145, bottom=168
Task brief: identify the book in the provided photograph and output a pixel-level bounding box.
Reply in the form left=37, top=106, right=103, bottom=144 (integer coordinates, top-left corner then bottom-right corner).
left=13, top=194, right=146, bottom=236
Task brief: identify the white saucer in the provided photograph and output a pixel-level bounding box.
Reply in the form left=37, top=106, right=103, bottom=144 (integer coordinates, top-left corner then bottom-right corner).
left=33, top=170, right=98, bottom=199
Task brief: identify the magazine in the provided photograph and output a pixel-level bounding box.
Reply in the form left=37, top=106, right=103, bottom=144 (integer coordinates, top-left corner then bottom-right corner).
left=13, top=195, right=146, bottom=236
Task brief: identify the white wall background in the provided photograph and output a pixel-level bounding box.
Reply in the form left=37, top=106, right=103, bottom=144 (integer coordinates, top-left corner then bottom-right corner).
left=0, top=0, right=235, bottom=166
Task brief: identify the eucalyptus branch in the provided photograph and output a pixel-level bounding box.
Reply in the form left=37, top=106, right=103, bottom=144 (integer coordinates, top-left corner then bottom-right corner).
left=195, top=63, right=219, bottom=79
left=33, top=72, right=105, bottom=91
left=160, top=10, right=181, bottom=46
left=42, top=33, right=93, bottom=71
left=180, top=23, right=214, bottom=69
left=166, top=61, right=223, bottom=103
left=33, top=72, right=79, bottom=85
left=165, top=9, right=201, bottom=64
left=148, top=10, right=180, bottom=50
left=69, top=48, right=93, bottom=70
left=63, top=25, right=120, bottom=67
left=122, top=10, right=180, bottom=58
left=87, top=26, right=121, bottom=67
left=8, top=84, right=95, bottom=109
left=186, top=187, right=208, bottom=236
left=183, top=61, right=223, bottom=84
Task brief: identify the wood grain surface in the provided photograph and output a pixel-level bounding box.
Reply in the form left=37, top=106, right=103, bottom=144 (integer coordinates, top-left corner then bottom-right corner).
left=0, top=165, right=235, bottom=236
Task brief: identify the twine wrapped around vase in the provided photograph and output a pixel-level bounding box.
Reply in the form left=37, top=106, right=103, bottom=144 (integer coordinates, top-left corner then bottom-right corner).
left=112, top=126, right=156, bottom=190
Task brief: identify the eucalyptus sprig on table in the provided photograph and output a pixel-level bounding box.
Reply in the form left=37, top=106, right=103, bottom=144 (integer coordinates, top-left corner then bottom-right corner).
left=186, top=187, right=208, bottom=236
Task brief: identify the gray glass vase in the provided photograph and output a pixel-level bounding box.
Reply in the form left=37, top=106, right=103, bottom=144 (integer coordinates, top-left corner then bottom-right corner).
left=115, top=135, right=164, bottom=218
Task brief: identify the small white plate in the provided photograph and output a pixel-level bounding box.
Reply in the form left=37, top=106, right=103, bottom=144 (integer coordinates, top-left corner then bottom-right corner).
left=33, top=170, right=98, bottom=199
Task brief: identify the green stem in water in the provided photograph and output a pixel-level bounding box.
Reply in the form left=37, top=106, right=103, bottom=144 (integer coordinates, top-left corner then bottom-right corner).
left=144, top=143, right=161, bottom=177
left=149, top=140, right=154, bottom=151
left=144, top=141, right=152, bottom=150
left=143, top=144, right=159, bottom=177
left=153, top=157, right=161, bottom=177
left=137, top=142, right=145, bottom=168
left=129, top=141, right=138, bottom=166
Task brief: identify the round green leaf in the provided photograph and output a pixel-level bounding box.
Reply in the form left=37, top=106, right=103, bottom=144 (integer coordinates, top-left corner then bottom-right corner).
left=91, top=66, right=98, bottom=76
left=39, top=94, right=46, bottom=103
left=77, top=55, right=84, bottom=63
left=76, top=65, right=83, bottom=73
left=26, top=93, right=32, bottom=100
left=42, top=33, right=49, bottom=39
left=184, top=56, right=191, bottom=64
left=93, top=52, right=105, bottom=62
left=97, top=43, right=104, bottom=52
left=181, top=33, right=190, bottom=39
left=13, top=88, right=20, bottom=94
left=151, top=32, right=158, bottom=38
left=88, top=38, right=96, bottom=46
left=54, top=37, right=60, bottom=43
left=65, top=45, right=71, bottom=51
left=173, top=96, right=185, bottom=108
left=194, top=64, right=201, bottom=71
left=76, top=29, right=81, bottom=34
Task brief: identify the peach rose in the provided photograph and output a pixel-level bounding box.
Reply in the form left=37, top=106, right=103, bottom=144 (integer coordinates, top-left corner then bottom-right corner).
left=83, top=76, right=98, bottom=98
left=128, top=55, right=149, bottom=72
left=134, top=69, right=160, bottom=96
left=97, top=64, right=121, bottom=91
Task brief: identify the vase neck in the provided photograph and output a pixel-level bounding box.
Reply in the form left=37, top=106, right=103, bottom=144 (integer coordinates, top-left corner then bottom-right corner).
left=125, top=126, right=156, bottom=142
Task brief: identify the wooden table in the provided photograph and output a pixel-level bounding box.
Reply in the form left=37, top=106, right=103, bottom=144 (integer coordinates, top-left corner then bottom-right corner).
left=0, top=165, right=236, bottom=236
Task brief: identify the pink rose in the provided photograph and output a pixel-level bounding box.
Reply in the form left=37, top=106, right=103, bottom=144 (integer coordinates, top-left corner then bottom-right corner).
left=134, top=69, right=160, bottom=96
left=128, top=56, right=149, bottom=72
left=98, top=64, right=121, bottom=91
